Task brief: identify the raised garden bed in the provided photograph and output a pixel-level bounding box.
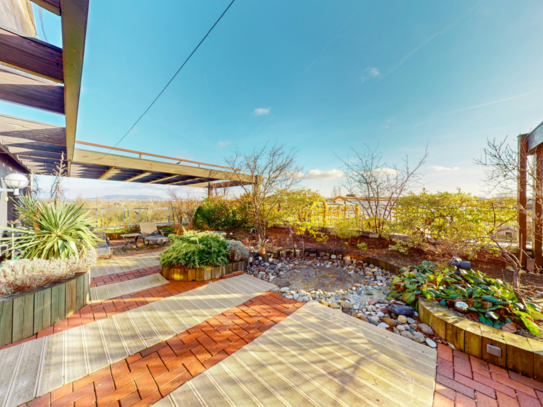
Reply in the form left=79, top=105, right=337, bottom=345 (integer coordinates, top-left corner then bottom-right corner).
left=162, top=260, right=248, bottom=281
left=0, top=270, right=90, bottom=347
left=419, top=299, right=543, bottom=380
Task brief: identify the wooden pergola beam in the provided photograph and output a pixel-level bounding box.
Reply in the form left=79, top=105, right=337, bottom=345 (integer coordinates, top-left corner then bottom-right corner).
left=61, top=0, right=89, bottom=162
left=148, top=174, right=182, bottom=184
left=527, top=121, right=543, bottom=154
left=124, top=172, right=152, bottom=182
left=31, top=0, right=61, bottom=16
left=0, top=69, right=64, bottom=114
left=99, top=166, right=117, bottom=180
left=0, top=27, right=63, bottom=82
left=73, top=149, right=255, bottom=183
left=0, top=114, right=66, bottom=145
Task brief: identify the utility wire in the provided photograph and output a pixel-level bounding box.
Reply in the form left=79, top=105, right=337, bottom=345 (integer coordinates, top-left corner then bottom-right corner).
left=103, top=0, right=236, bottom=154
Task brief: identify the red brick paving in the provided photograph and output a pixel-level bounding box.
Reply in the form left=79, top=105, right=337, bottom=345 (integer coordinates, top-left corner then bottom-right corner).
left=18, top=291, right=303, bottom=407
left=433, top=344, right=543, bottom=406
left=90, top=265, right=162, bottom=287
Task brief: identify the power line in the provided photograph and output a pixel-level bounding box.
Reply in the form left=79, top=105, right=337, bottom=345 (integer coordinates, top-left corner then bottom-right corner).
left=105, top=0, right=236, bottom=153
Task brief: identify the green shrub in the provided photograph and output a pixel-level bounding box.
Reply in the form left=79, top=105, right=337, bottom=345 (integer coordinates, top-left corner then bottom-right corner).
left=388, top=262, right=543, bottom=336
left=192, top=197, right=252, bottom=231
left=160, top=230, right=229, bottom=269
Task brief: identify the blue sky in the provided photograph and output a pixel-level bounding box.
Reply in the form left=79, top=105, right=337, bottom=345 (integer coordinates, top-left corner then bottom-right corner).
left=3, top=0, right=543, bottom=199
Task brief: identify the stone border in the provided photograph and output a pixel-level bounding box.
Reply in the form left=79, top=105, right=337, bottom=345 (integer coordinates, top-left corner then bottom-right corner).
left=264, top=247, right=403, bottom=275
left=0, top=270, right=90, bottom=347
left=162, top=260, right=248, bottom=281
left=418, top=298, right=543, bottom=381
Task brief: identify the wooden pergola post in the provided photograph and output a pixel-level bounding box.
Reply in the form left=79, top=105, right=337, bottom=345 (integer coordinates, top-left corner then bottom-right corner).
left=533, top=146, right=543, bottom=268
left=207, top=183, right=214, bottom=198
left=518, top=135, right=528, bottom=268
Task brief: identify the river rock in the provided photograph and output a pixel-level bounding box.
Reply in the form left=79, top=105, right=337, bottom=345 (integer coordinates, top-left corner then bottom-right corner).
left=389, top=304, right=414, bottom=317
left=413, top=332, right=426, bottom=343
left=426, top=338, right=437, bottom=348
left=418, top=323, right=434, bottom=335
left=275, top=279, right=291, bottom=287
left=382, top=317, right=399, bottom=328
left=340, top=301, right=353, bottom=309
left=400, top=331, right=414, bottom=340
left=397, top=315, right=407, bottom=324
left=378, top=322, right=390, bottom=330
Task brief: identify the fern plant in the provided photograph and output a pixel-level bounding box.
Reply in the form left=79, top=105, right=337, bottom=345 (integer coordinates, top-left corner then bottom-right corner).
left=160, top=230, right=229, bottom=269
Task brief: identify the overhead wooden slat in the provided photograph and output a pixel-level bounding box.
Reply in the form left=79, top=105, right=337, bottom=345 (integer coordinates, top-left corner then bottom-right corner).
left=0, top=27, right=63, bottom=82
left=123, top=172, right=152, bottom=182
left=98, top=166, right=117, bottom=180
left=173, top=177, right=215, bottom=186
left=148, top=174, right=182, bottom=184
left=73, top=149, right=255, bottom=183
left=192, top=180, right=251, bottom=189
left=0, top=114, right=66, bottom=145
left=31, top=0, right=61, bottom=16
left=61, top=0, right=89, bottom=162
left=0, top=69, right=64, bottom=114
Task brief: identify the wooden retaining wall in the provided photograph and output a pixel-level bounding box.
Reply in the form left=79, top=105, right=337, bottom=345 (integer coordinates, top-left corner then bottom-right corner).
left=419, top=299, right=543, bottom=381
left=162, top=260, right=248, bottom=281
left=0, top=271, right=90, bottom=347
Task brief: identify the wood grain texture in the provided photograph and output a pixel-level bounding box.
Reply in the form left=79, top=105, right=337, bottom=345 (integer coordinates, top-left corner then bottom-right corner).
left=65, top=278, right=77, bottom=318
left=60, top=0, right=89, bottom=162
left=12, top=293, right=34, bottom=342
left=0, top=114, right=66, bottom=144
left=50, top=282, right=65, bottom=323
left=0, top=299, right=13, bottom=347
left=0, top=27, right=63, bottom=82
left=0, top=69, right=64, bottom=114
left=31, top=0, right=60, bottom=15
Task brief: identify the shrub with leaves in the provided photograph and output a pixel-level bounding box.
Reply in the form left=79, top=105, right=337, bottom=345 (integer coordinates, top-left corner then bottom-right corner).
left=160, top=230, right=229, bottom=269
left=0, top=249, right=97, bottom=296
left=388, top=261, right=543, bottom=336
left=192, top=196, right=253, bottom=231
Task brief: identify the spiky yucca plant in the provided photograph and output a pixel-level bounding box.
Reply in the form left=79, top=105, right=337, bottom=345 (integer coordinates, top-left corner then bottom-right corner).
left=2, top=200, right=99, bottom=259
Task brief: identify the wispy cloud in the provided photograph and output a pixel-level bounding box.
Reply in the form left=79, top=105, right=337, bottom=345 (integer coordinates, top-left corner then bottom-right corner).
left=362, top=67, right=380, bottom=83
left=253, top=107, right=270, bottom=116
left=218, top=141, right=231, bottom=148
left=430, top=165, right=460, bottom=172
left=387, top=3, right=480, bottom=76
left=305, top=169, right=344, bottom=180
left=368, top=67, right=380, bottom=77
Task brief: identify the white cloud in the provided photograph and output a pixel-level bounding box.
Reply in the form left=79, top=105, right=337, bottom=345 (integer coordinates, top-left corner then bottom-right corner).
left=253, top=107, right=270, bottom=116
left=305, top=169, right=344, bottom=180
left=367, top=67, right=380, bottom=77
left=429, top=166, right=460, bottom=172
left=218, top=141, right=231, bottom=148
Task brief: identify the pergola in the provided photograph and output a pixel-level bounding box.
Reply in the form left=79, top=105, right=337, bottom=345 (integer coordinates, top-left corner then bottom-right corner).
left=0, top=0, right=254, bottom=194
left=518, top=120, right=543, bottom=269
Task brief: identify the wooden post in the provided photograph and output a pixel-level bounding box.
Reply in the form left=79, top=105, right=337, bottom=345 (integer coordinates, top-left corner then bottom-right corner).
left=518, top=135, right=528, bottom=268
left=323, top=201, right=328, bottom=227
left=207, top=183, right=214, bottom=198
left=533, top=146, right=543, bottom=268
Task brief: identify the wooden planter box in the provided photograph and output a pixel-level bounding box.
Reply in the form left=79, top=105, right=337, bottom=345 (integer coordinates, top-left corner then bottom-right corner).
left=419, top=299, right=543, bottom=381
left=0, top=270, right=90, bottom=347
left=162, top=260, right=247, bottom=281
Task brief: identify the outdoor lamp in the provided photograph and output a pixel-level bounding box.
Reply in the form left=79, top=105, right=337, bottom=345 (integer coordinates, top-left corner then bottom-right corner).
left=2, top=173, right=29, bottom=196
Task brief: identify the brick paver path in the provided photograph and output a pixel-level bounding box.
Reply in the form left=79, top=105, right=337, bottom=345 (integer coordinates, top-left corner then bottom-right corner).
left=17, top=292, right=303, bottom=407
left=433, top=343, right=543, bottom=406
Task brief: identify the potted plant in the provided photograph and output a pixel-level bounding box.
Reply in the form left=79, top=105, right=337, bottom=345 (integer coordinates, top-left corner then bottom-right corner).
left=160, top=230, right=243, bottom=281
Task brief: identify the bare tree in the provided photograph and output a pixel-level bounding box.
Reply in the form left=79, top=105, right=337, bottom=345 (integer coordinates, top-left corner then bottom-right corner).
left=225, top=144, right=303, bottom=247
left=331, top=186, right=342, bottom=198
left=475, top=136, right=536, bottom=273
left=50, top=152, right=67, bottom=204
left=338, top=145, right=428, bottom=235
left=167, top=188, right=201, bottom=226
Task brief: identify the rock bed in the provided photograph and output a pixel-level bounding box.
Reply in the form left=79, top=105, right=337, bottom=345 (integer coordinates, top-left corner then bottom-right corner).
left=247, top=253, right=441, bottom=348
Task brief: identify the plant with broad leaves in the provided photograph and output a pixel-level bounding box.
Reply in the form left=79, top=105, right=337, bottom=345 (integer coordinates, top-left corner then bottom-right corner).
left=160, top=230, right=229, bottom=269
left=387, top=262, right=543, bottom=336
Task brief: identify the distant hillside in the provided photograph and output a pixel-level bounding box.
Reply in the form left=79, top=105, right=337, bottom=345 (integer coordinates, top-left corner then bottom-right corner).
left=99, top=194, right=168, bottom=201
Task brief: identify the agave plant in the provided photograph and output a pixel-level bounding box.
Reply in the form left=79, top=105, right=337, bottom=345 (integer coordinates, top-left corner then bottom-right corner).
left=1, top=200, right=99, bottom=259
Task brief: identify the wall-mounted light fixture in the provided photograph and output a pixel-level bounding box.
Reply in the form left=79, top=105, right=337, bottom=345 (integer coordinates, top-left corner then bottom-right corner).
left=1, top=173, right=29, bottom=196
